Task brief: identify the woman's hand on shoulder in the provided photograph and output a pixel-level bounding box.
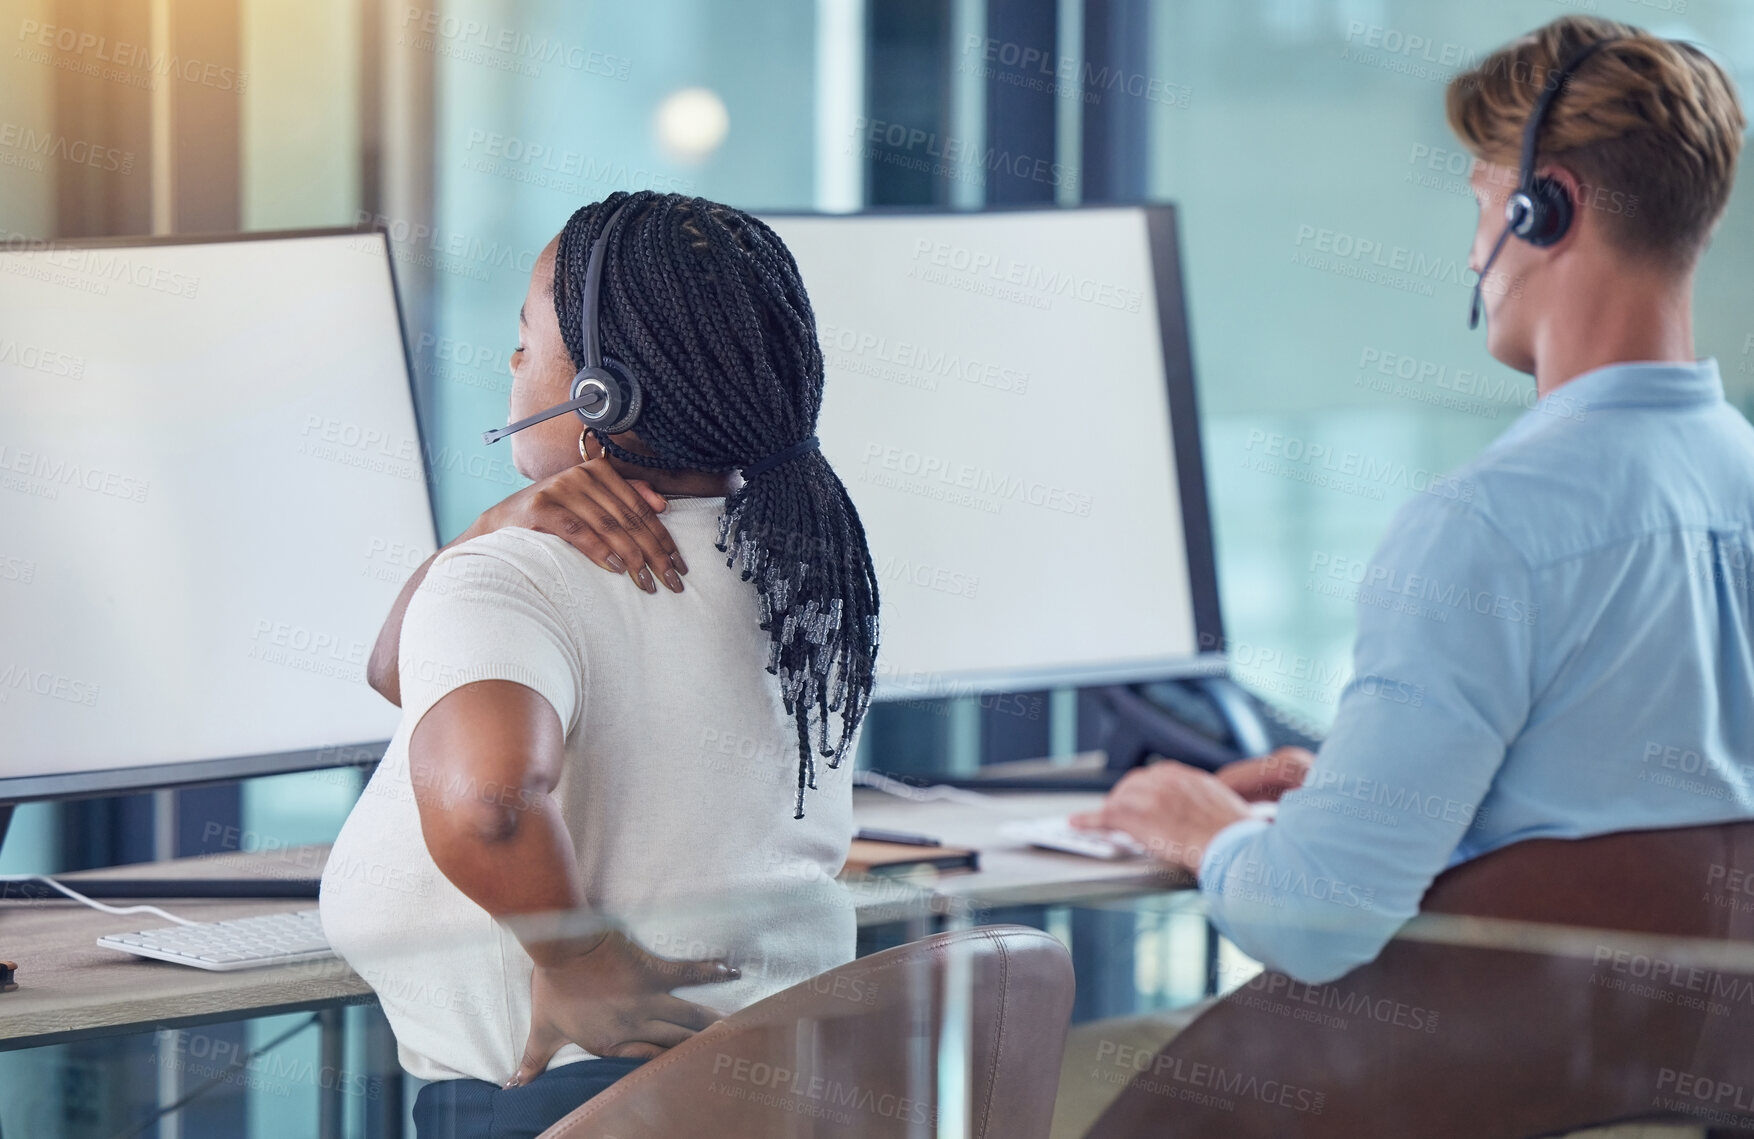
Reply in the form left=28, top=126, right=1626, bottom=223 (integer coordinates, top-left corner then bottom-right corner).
left=508, top=930, right=739, bottom=1086
left=363, top=455, right=682, bottom=706
left=467, top=460, right=686, bottom=594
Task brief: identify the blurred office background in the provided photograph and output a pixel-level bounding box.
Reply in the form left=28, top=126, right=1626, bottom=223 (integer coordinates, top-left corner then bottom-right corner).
left=2, top=0, right=1751, bottom=1134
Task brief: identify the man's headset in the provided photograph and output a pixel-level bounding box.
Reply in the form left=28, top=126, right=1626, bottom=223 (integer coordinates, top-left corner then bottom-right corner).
left=1468, top=37, right=1621, bottom=331
left=482, top=202, right=643, bottom=446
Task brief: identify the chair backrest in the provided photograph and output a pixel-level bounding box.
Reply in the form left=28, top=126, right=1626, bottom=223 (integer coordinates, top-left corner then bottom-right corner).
left=1088, top=821, right=1754, bottom=1138
left=539, top=924, right=1077, bottom=1139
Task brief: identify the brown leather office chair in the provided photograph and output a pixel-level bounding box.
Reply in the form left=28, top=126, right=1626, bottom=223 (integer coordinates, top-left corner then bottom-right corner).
left=537, top=924, right=1076, bottom=1139
left=1084, top=821, right=1754, bottom=1138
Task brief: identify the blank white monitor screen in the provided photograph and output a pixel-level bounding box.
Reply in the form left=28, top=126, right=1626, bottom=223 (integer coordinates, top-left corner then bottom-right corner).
left=764, top=206, right=1217, bottom=699
left=0, top=232, right=435, bottom=798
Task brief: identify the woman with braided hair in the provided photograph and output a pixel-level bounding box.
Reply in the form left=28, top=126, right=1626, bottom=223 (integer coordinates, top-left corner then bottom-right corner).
left=320, top=190, right=879, bottom=1138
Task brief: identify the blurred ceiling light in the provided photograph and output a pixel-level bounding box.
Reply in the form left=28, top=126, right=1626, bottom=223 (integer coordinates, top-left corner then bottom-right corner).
left=655, top=86, right=730, bottom=163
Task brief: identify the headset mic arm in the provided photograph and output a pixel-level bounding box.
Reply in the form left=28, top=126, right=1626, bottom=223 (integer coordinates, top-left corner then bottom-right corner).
left=481, top=391, right=606, bottom=445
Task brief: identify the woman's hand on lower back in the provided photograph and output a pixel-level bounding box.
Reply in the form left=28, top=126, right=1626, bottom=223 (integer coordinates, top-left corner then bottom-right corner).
left=507, top=930, right=739, bottom=1087
left=469, top=458, right=687, bottom=595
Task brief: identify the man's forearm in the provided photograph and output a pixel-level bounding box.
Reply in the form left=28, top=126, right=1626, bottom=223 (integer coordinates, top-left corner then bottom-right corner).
left=1198, top=811, right=1410, bottom=985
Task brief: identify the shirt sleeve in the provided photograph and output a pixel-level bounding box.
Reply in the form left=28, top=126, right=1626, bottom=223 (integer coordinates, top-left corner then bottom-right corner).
left=1200, top=494, right=1536, bottom=983
left=397, top=535, right=586, bottom=739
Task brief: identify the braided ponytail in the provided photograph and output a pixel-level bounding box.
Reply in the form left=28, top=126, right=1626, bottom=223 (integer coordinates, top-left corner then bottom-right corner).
left=552, top=191, right=880, bottom=818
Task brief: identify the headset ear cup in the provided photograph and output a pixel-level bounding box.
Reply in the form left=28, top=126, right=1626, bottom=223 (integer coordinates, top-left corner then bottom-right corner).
left=570, top=369, right=620, bottom=429
left=1524, top=176, right=1574, bottom=247
left=594, top=358, right=643, bottom=436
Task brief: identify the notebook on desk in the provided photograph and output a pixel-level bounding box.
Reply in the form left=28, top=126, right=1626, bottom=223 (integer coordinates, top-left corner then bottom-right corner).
left=844, top=840, right=980, bottom=876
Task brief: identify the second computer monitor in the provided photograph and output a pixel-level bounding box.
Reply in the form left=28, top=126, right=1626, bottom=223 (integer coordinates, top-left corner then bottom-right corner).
left=764, top=205, right=1222, bottom=700
left=0, top=231, right=435, bottom=801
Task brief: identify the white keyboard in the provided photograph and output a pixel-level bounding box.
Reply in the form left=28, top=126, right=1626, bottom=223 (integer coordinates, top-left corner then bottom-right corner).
left=96, top=908, right=335, bottom=971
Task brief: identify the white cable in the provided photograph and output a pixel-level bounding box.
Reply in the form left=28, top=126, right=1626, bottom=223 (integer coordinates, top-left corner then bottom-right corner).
left=852, top=768, right=1003, bottom=809
left=0, top=874, right=198, bottom=927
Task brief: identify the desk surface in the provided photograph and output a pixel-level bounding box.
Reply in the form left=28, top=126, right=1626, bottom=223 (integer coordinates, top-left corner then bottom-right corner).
left=0, top=846, right=373, bottom=1050
left=0, top=790, right=1189, bottom=1050
left=848, top=788, right=1189, bottom=919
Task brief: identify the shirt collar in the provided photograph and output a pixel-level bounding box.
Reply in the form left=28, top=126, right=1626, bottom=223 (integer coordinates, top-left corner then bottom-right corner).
left=1546, top=358, right=1724, bottom=414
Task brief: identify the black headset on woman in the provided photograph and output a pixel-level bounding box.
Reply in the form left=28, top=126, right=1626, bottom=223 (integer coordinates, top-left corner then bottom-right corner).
left=1468, top=36, right=1622, bottom=330
left=481, top=204, right=818, bottom=478
left=482, top=203, right=643, bottom=444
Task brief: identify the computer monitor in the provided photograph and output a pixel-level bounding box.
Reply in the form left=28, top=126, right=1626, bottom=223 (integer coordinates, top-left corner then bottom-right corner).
left=763, top=204, right=1223, bottom=700
left=0, top=208, right=1219, bottom=797
left=0, top=230, right=436, bottom=803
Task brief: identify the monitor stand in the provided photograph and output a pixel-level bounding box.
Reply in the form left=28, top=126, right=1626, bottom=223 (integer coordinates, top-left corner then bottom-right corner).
left=0, top=800, right=319, bottom=901
left=0, top=805, right=15, bottom=991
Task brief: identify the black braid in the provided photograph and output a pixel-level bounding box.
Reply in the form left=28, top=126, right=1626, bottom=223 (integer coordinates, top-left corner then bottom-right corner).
left=552, top=191, right=881, bottom=819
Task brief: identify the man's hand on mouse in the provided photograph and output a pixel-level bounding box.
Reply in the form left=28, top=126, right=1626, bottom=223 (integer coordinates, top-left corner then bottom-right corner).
left=1214, top=746, right=1314, bottom=802
left=1070, top=747, right=1313, bottom=874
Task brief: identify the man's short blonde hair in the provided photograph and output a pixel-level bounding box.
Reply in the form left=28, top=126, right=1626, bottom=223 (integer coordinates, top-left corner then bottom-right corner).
left=1446, top=15, right=1744, bottom=268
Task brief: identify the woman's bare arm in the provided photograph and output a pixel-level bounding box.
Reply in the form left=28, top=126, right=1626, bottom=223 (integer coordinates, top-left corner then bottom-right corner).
left=409, top=679, right=587, bottom=945
left=366, top=540, right=455, bottom=707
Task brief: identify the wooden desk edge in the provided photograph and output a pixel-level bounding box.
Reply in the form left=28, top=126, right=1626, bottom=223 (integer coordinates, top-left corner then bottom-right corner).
left=1, top=831, right=1196, bottom=1050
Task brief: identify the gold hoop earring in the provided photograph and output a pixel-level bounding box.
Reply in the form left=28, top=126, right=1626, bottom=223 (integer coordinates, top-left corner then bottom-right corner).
left=578, top=429, right=593, bottom=464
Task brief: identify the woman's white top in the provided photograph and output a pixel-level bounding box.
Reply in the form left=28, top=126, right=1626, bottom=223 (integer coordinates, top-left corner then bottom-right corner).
left=319, top=498, right=856, bottom=1084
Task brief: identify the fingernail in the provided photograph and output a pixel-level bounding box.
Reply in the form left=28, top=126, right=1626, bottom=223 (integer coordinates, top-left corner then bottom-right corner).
left=669, top=551, right=688, bottom=575
left=664, top=569, right=683, bottom=593
left=637, top=567, right=655, bottom=592
left=606, top=554, right=627, bottom=574
left=503, top=1078, right=519, bottom=1089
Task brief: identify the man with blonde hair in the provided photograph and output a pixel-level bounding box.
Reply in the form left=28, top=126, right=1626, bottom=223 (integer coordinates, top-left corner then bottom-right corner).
left=1060, top=15, right=1754, bottom=1134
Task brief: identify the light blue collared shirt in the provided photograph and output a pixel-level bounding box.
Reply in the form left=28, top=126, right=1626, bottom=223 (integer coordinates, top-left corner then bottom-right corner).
left=1201, top=359, right=1754, bottom=983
